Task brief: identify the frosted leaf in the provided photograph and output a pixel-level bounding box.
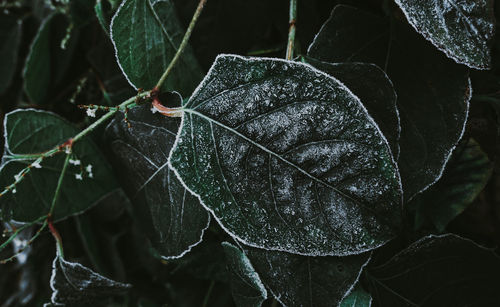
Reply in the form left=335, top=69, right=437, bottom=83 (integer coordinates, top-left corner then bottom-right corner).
left=222, top=242, right=267, bottom=307
left=394, top=0, right=495, bottom=70
left=340, top=286, right=372, bottom=307
left=308, top=5, right=470, bottom=201
left=366, top=234, right=500, bottom=306
left=49, top=250, right=131, bottom=306
left=245, top=246, right=371, bottom=307
left=106, top=104, right=209, bottom=259
left=305, top=58, right=400, bottom=159
left=169, top=55, right=402, bottom=256
left=110, top=0, right=203, bottom=96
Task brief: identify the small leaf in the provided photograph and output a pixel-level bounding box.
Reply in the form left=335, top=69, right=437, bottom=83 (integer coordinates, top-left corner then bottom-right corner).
left=245, top=246, right=371, bottom=307
left=308, top=5, right=470, bottom=201
left=106, top=104, right=209, bottom=259
left=366, top=234, right=500, bottom=306
left=49, top=250, right=131, bottom=306
left=170, top=54, right=402, bottom=256
left=305, top=58, right=400, bottom=159
left=0, top=109, right=118, bottom=222
left=393, top=0, right=495, bottom=70
left=110, top=0, right=203, bottom=96
left=222, top=242, right=267, bottom=307
left=340, top=286, right=372, bottom=307
left=0, top=14, right=22, bottom=95
left=410, top=138, right=493, bottom=231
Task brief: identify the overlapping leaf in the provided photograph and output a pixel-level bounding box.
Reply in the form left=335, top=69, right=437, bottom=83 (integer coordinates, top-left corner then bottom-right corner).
left=222, top=242, right=267, bottom=307
left=366, top=234, right=500, bottom=306
left=106, top=104, right=209, bottom=259
left=48, top=250, right=131, bottom=306
left=169, top=54, right=402, bottom=256
left=110, top=0, right=203, bottom=96
left=308, top=5, right=470, bottom=201
left=394, top=0, right=495, bottom=70
left=305, top=59, right=400, bottom=159
left=245, top=246, right=371, bottom=307
left=0, top=14, right=22, bottom=95
left=0, top=109, right=118, bottom=222
left=410, top=138, right=493, bottom=231
left=340, top=286, right=372, bottom=307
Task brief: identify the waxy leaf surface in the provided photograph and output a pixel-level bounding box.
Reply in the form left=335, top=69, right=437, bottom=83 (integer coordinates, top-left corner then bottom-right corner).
left=394, top=0, right=495, bottom=69
left=169, top=54, right=402, bottom=256
left=106, top=104, right=209, bottom=259
left=245, top=246, right=371, bottom=307
left=111, top=0, right=203, bottom=96
left=49, top=251, right=131, bottom=306
left=340, top=286, right=372, bottom=307
left=0, top=109, right=118, bottom=222
left=222, top=242, right=267, bottom=307
left=308, top=5, right=470, bottom=201
left=366, top=234, right=500, bottom=306
left=305, top=59, right=400, bottom=159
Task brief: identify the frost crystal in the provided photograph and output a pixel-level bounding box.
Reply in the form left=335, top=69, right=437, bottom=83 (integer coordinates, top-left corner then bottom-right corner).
left=86, top=108, right=97, bottom=117
left=69, top=159, right=81, bottom=166
left=31, top=160, right=42, bottom=168
left=75, top=173, right=83, bottom=180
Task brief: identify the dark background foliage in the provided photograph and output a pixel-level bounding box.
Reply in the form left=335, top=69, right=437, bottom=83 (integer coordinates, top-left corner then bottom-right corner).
left=0, top=0, right=499, bottom=306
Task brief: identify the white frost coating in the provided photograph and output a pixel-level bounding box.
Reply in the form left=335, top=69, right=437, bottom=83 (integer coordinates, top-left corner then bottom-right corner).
left=393, top=0, right=494, bottom=70
left=160, top=213, right=210, bottom=260
left=168, top=54, right=403, bottom=257
left=109, top=0, right=139, bottom=90
left=338, top=254, right=372, bottom=307
left=306, top=5, right=341, bottom=56
left=86, top=108, right=97, bottom=117
left=406, top=77, right=471, bottom=202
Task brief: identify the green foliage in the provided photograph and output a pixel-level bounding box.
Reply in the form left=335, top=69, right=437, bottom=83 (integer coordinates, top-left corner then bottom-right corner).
left=0, top=0, right=499, bottom=306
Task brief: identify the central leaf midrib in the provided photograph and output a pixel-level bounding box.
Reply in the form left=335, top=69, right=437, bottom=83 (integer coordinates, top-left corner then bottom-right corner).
left=185, top=109, right=378, bottom=214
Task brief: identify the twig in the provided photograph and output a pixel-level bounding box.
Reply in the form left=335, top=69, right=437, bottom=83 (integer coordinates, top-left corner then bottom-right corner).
left=155, top=0, right=208, bottom=90
left=286, top=0, right=297, bottom=60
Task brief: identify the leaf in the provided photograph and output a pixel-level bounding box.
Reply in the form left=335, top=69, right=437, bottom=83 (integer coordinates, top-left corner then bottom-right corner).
left=106, top=103, right=209, bottom=259
left=48, top=250, right=131, bottom=306
left=304, top=58, right=400, bottom=159
left=23, top=14, right=79, bottom=104
left=169, top=54, right=402, bottom=256
left=393, top=0, right=495, bottom=70
left=366, top=234, right=500, bottom=306
left=308, top=5, right=470, bottom=201
left=245, top=246, right=371, bottom=307
left=410, top=138, right=493, bottom=231
left=222, top=242, right=267, bottom=307
left=340, top=286, right=372, bottom=307
left=110, top=0, right=203, bottom=96
left=0, top=14, right=22, bottom=95
left=94, top=0, right=110, bottom=35
left=0, top=109, right=118, bottom=222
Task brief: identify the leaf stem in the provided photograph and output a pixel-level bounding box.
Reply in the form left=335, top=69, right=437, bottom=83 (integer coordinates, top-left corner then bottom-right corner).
left=286, top=0, right=297, bottom=60
left=0, top=215, right=46, bottom=253
left=155, top=0, right=208, bottom=90
left=48, top=154, right=71, bottom=216
left=201, top=280, right=215, bottom=307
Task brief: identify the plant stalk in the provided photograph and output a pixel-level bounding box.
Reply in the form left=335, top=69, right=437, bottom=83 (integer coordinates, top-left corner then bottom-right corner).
left=286, top=0, right=297, bottom=60
left=155, top=0, right=208, bottom=90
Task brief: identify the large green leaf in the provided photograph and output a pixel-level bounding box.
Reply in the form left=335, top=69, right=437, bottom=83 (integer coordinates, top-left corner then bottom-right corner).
left=393, top=0, right=495, bottom=70
left=48, top=250, right=131, bottom=306
left=308, top=5, right=470, bottom=201
left=0, top=14, right=22, bottom=95
left=410, top=138, right=493, bottom=231
left=245, top=246, right=371, bottom=307
left=23, top=14, right=79, bottom=104
left=305, top=58, right=400, bottom=159
left=366, top=234, right=500, bottom=306
left=106, top=104, right=210, bottom=259
left=340, top=286, right=372, bottom=307
left=0, top=109, right=118, bottom=222
left=110, top=0, right=203, bottom=96
left=169, top=54, right=402, bottom=256
left=222, top=242, right=267, bottom=307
